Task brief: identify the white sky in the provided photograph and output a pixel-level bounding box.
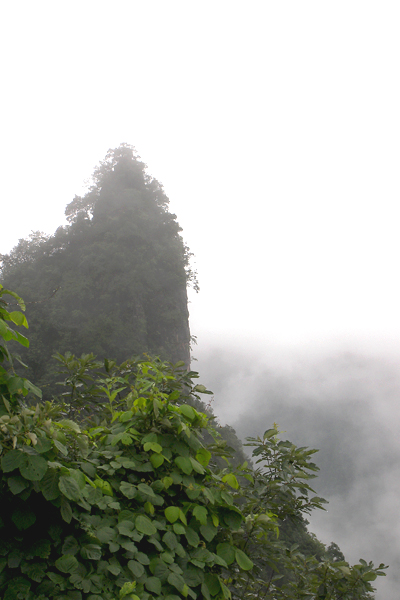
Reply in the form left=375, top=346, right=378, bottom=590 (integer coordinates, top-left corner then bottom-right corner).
left=1, top=0, right=400, bottom=351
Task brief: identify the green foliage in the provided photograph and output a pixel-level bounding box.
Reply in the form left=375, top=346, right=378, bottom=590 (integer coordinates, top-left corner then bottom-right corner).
left=224, top=431, right=388, bottom=599
left=0, top=288, right=388, bottom=599
left=0, top=284, right=42, bottom=416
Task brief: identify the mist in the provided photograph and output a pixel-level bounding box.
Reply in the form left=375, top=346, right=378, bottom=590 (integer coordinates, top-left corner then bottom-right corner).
left=192, top=338, right=400, bottom=600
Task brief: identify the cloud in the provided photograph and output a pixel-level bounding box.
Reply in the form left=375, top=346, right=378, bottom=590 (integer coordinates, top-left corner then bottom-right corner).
left=194, top=340, right=400, bottom=599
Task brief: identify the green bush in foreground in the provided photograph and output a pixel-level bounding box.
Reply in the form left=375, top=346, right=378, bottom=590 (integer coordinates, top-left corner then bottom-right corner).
left=0, top=284, right=388, bottom=599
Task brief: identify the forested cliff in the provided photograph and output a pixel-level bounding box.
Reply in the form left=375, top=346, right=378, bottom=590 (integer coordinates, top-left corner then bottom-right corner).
left=0, top=145, right=194, bottom=395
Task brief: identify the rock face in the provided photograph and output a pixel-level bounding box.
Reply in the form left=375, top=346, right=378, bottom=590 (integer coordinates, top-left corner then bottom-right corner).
left=1, top=145, right=193, bottom=395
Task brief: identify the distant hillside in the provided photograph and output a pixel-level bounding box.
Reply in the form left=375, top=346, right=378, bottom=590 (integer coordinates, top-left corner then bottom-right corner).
left=0, top=144, right=195, bottom=395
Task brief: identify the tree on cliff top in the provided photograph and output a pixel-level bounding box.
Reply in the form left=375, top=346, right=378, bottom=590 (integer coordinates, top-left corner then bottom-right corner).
left=0, top=144, right=197, bottom=396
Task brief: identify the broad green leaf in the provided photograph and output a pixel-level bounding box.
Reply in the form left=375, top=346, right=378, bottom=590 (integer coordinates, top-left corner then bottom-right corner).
left=120, top=481, right=137, bottom=499
left=39, top=468, right=60, bottom=500
left=193, top=384, right=210, bottom=394
left=163, top=530, right=179, bottom=550
left=222, top=473, right=239, bottom=489
left=185, top=527, right=200, bottom=547
left=179, top=509, right=187, bottom=525
left=135, top=515, right=157, bottom=535
left=128, top=559, right=145, bottom=578
left=81, top=543, right=102, bottom=560
left=47, top=572, right=66, bottom=585
left=163, top=476, right=174, bottom=489
left=115, top=457, right=136, bottom=469
left=20, top=561, right=46, bottom=583
left=94, top=478, right=113, bottom=496
left=67, top=469, right=86, bottom=490
left=193, top=505, right=208, bottom=525
left=221, top=509, right=243, bottom=530
left=263, top=428, right=278, bottom=439
left=220, top=579, right=232, bottom=599
left=170, top=471, right=183, bottom=484
left=7, top=376, right=25, bottom=394
left=19, top=454, right=48, bottom=481
left=212, top=554, right=228, bottom=568
left=362, top=571, right=378, bottom=582
left=189, top=457, right=205, bottom=474
left=235, top=548, right=254, bottom=571
left=204, top=573, right=221, bottom=596
left=179, top=404, right=196, bottom=421
left=119, top=410, right=134, bottom=422
left=174, top=456, right=193, bottom=475
left=165, top=506, right=180, bottom=523
left=1, top=450, right=24, bottom=473
left=168, top=572, right=188, bottom=595
left=173, top=522, right=186, bottom=535
left=202, top=487, right=215, bottom=504
left=142, top=432, right=158, bottom=444
left=145, top=576, right=162, bottom=595
left=150, top=558, right=169, bottom=578
left=59, top=419, right=81, bottom=433
left=107, top=561, right=122, bottom=575
left=186, top=487, right=201, bottom=500
left=117, top=520, right=136, bottom=537
left=23, top=380, right=41, bottom=397
left=59, top=475, right=81, bottom=501
left=221, top=491, right=234, bottom=506
left=144, top=500, right=155, bottom=515
left=137, top=482, right=156, bottom=498
left=195, top=448, right=211, bottom=467
left=112, top=432, right=134, bottom=446
left=7, top=475, right=28, bottom=495
left=182, top=566, right=204, bottom=587
left=13, top=331, right=29, bottom=347
left=55, top=554, right=79, bottom=574
left=135, top=552, right=151, bottom=565
left=144, top=441, right=163, bottom=453
left=201, top=582, right=212, bottom=600
left=60, top=497, right=72, bottom=523
left=150, top=453, right=165, bottom=468
left=34, top=437, right=53, bottom=454
left=8, top=311, right=28, bottom=328
left=0, top=319, right=8, bottom=337
left=96, top=527, right=117, bottom=544
left=1, top=288, right=25, bottom=309
left=62, top=536, right=80, bottom=555
left=255, top=513, right=272, bottom=526
left=54, top=439, right=68, bottom=456
left=161, top=551, right=174, bottom=564
left=200, top=523, right=218, bottom=542
left=216, top=543, right=235, bottom=565
left=120, top=540, right=137, bottom=552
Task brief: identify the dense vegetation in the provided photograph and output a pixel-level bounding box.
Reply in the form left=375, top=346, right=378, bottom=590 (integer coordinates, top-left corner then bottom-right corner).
left=0, top=146, right=388, bottom=597
left=0, top=145, right=195, bottom=397
left=0, top=285, right=388, bottom=599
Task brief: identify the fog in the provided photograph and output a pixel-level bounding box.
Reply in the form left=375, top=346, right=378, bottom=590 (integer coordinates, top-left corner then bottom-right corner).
left=2, top=2, right=400, bottom=598
left=192, top=337, right=400, bottom=599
